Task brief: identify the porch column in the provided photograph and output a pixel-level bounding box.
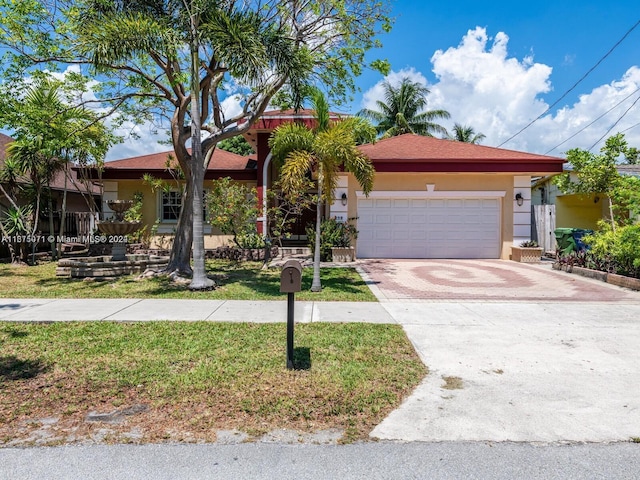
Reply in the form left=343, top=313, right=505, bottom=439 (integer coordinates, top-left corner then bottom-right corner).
left=255, top=132, right=270, bottom=235
left=513, top=176, right=532, bottom=245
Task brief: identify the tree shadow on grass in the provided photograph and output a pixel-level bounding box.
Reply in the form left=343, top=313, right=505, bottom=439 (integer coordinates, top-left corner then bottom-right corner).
left=293, top=347, right=311, bottom=370
left=0, top=356, right=49, bottom=381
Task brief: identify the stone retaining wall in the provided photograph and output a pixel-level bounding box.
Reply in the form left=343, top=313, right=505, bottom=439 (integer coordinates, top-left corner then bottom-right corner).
left=56, top=254, right=169, bottom=278
left=553, top=263, right=640, bottom=291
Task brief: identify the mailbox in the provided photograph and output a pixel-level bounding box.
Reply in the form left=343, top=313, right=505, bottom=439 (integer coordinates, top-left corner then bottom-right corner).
left=280, top=260, right=302, bottom=293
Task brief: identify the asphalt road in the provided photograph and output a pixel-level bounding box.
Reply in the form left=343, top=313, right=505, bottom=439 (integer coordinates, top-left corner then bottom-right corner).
left=1, top=442, right=639, bottom=480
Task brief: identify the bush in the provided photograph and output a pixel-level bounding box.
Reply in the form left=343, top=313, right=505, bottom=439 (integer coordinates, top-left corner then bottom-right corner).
left=584, top=223, right=640, bottom=278
left=306, top=217, right=357, bottom=261
left=520, top=240, right=539, bottom=247
left=236, top=232, right=266, bottom=249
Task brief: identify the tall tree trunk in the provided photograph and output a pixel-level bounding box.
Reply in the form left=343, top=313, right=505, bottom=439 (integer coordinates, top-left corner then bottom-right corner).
left=190, top=158, right=213, bottom=289
left=311, top=172, right=323, bottom=292
left=164, top=179, right=194, bottom=276
left=187, top=10, right=213, bottom=290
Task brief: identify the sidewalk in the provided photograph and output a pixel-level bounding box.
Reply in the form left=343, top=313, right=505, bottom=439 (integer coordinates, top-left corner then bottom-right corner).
left=0, top=298, right=395, bottom=323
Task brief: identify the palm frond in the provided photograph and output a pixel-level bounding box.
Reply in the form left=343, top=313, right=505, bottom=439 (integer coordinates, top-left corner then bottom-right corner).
left=268, top=124, right=315, bottom=164
left=280, top=150, right=315, bottom=197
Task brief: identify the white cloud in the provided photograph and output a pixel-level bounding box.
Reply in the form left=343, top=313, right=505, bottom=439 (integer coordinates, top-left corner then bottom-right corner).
left=360, top=27, right=640, bottom=156
left=361, top=68, right=429, bottom=111
left=220, top=94, right=244, bottom=121
left=106, top=122, right=170, bottom=161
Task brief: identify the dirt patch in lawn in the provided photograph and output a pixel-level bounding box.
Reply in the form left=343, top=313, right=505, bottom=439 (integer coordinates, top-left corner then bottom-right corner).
left=441, top=376, right=464, bottom=390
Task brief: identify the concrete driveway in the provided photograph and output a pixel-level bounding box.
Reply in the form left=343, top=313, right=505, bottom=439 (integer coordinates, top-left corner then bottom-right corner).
left=358, top=259, right=640, bottom=442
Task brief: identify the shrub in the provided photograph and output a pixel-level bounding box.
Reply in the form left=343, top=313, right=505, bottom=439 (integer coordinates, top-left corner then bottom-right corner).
left=583, top=223, right=640, bottom=278
left=306, top=217, right=358, bottom=261
left=207, top=177, right=259, bottom=248
left=236, top=232, right=266, bottom=249
left=520, top=240, right=539, bottom=247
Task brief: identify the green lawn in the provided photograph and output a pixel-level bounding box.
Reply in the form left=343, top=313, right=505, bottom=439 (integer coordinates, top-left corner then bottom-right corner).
left=0, top=322, right=427, bottom=444
left=0, top=261, right=376, bottom=301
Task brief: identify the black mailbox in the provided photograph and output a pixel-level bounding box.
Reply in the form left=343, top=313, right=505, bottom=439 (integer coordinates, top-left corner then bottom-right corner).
left=280, top=260, right=302, bottom=293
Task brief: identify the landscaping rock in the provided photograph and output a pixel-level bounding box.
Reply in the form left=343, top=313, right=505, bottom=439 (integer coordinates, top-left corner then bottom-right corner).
left=85, top=404, right=149, bottom=425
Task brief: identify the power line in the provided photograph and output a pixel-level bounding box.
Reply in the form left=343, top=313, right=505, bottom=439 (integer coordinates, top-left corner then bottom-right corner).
left=622, top=121, right=640, bottom=133
left=588, top=94, right=640, bottom=151
left=544, top=87, right=640, bottom=154
left=498, top=18, right=640, bottom=148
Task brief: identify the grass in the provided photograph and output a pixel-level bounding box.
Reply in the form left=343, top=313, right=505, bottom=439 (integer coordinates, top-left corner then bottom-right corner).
left=0, top=322, right=426, bottom=445
left=0, top=261, right=376, bottom=302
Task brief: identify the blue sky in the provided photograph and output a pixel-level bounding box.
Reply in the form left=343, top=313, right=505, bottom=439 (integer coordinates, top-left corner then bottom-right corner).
left=349, top=0, right=640, bottom=154
left=108, top=0, right=640, bottom=160
left=357, top=0, right=639, bottom=110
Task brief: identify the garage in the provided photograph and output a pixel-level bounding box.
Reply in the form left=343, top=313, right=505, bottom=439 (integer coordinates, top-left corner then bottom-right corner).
left=356, top=195, right=501, bottom=259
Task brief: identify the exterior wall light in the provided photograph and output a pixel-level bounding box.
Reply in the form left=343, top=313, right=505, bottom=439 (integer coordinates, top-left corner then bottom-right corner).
left=515, top=193, right=524, bottom=206
left=341, top=193, right=348, bottom=206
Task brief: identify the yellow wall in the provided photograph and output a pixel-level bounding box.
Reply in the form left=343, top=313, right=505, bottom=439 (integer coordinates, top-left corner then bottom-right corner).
left=112, top=179, right=256, bottom=249
left=556, top=194, right=608, bottom=230
left=346, top=172, right=516, bottom=259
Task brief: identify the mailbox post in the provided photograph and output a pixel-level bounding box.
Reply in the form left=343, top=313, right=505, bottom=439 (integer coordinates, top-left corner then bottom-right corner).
left=280, top=260, right=302, bottom=370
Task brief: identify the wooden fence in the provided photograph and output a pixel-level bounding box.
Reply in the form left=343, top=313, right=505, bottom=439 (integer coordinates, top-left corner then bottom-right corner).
left=532, top=205, right=556, bottom=254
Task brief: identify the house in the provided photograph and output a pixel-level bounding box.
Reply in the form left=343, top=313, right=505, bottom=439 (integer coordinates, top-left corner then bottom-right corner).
left=96, top=110, right=565, bottom=259
left=531, top=163, right=640, bottom=231
left=96, top=148, right=257, bottom=248
left=0, top=133, right=100, bottom=239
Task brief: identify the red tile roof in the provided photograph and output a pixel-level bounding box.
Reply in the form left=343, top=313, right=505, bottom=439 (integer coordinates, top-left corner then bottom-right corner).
left=358, top=134, right=562, bottom=162
left=245, top=108, right=346, bottom=134
left=258, top=108, right=346, bottom=119
left=104, top=148, right=253, bottom=171
left=357, top=134, right=564, bottom=174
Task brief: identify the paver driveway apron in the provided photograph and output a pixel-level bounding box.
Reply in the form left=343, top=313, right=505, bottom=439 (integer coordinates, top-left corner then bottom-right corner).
left=358, top=259, right=640, bottom=302
left=360, top=259, right=640, bottom=442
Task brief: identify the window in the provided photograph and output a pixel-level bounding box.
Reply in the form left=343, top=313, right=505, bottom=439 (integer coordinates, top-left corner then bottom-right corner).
left=161, top=191, right=182, bottom=222
left=159, top=190, right=208, bottom=223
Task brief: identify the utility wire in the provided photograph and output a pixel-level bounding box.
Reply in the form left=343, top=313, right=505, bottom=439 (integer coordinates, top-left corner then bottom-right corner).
left=588, top=94, right=640, bottom=151
left=498, top=18, right=640, bottom=148
left=544, top=87, right=640, bottom=154
left=622, top=121, right=640, bottom=133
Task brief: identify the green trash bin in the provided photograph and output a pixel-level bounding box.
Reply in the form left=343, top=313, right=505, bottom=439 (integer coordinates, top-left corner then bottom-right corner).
left=554, top=228, right=577, bottom=255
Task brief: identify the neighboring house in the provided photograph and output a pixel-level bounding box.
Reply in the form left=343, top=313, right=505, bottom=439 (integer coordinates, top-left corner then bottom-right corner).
left=97, top=109, right=565, bottom=259
left=0, top=133, right=100, bottom=238
left=531, top=163, right=640, bottom=231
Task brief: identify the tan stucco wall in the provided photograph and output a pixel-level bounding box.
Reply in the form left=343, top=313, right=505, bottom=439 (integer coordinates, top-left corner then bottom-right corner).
left=556, top=194, right=608, bottom=230
left=346, top=172, right=516, bottom=259
left=111, top=179, right=257, bottom=249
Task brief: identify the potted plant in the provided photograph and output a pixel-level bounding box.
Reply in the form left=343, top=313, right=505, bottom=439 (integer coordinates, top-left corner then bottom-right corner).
left=511, top=240, right=543, bottom=263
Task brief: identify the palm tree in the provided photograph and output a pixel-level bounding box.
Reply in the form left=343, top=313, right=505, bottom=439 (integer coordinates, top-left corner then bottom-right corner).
left=359, top=77, right=450, bottom=138
left=6, top=80, right=113, bottom=260
left=269, top=89, right=375, bottom=292
left=447, top=123, right=486, bottom=144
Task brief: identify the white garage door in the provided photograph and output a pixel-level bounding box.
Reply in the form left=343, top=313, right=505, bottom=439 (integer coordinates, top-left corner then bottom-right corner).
left=357, top=197, right=501, bottom=259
